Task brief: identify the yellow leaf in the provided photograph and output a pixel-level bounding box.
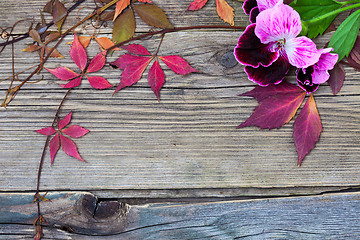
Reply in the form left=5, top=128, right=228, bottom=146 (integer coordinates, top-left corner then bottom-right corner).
left=113, top=0, right=131, bottom=21
left=215, top=0, right=234, bottom=26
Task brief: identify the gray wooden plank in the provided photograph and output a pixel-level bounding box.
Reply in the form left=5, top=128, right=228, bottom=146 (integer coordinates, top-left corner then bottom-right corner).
left=1, top=192, right=360, bottom=239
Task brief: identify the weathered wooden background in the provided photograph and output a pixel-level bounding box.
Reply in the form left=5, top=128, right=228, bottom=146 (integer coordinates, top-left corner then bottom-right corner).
left=0, top=0, right=359, bottom=239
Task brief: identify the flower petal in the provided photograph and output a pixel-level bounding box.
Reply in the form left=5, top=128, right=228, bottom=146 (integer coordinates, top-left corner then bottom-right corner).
left=244, top=57, right=290, bottom=86
left=234, top=24, right=279, bottom=68
left=249, top=6, right=259, bottom=23
left=312, top=69, right=330, bottom=85
left=87, top=51, right=106, bottom=73
left=255, top=4, right=302, bottom=44
left=285, top=36, right=321, bottom=68
left=296, top=67, right=319, bottom=94
left=60, top=76, right=82, bottom=88
left=45, top=67, right=80, bottom=80
left=315, top=48, right=338, bottom=71
left=256, top=0, right=283, bottom=12
left=243, top=0, right=257, bottom=15
left=62, top=125, right=89, bottom=138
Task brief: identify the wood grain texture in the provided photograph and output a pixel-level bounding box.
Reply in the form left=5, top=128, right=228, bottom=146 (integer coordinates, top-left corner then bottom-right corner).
left=0, top=0, right=359, bottom=196
left=1, top=191, right=360, bottom=239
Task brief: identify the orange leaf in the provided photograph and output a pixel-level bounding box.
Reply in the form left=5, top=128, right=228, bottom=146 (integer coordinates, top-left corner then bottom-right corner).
left=21, top=45, right=42, bottom=52
left=95, top=37, right=120, bottom=50
left=45, top=46, right=64, bottom=58
left=113, top=0, right=131, bottom=21
left=66, top=36, right=92, bottom=48
left=215, top=0, right=234, bottom=25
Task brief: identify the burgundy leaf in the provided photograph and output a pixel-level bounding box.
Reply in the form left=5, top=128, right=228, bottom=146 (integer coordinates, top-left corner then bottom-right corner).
left=35, top=127, right=56, bottom=136
left=327, top=63, right=345, bottom=95
left=159, top=55, right=198, bottom=75
left=62, top=125, right=89, bottom=138
left=121, top=44, right=151, bottom=55
left=148, top=59, right=165, bottom=101
left=238, top=92, right=306, bottom=129
left=87, top=51, right=106, bottom=73
left=60, top=134, right=85, bottom=162
left=188, top=0, right=208, bottom=10
left=45, top=67, right=80, bottom=80
left=70, top=34, right=87, bottom=71
left=50, top=133, right=60, bottom=164
left=87, top=76, right=112, bottom=89
left=58, top=111, right=72, bottom=130
left=293, top=94, right=322, bottom=166
left=240, top=82, right=303, bottom=102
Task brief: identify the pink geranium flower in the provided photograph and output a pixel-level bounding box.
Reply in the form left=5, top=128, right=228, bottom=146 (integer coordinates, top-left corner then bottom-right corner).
left=297, top=48, right=339, bottom=93
left=243, top=0, right=283, bottom=23
left=234, top=3, right=321, bottom=86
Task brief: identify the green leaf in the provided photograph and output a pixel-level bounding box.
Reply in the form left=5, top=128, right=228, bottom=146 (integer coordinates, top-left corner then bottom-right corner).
left=112, top=8, right=135, bottom=44
left=290, top=0, right=343, bottom=38
left=328, top=9, right=360, bottom=62
left=133, top=4, right=174, bottom=29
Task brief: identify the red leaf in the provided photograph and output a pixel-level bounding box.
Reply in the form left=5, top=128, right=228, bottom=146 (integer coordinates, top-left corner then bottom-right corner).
left=45, top=67, right=79, bottom=80
left=215, top=0, right=235, bottom=25
left=35, top=127, right=56, bottom=136
left=60, top=134, right=85, bottom=162
left=238, top=92, right=306, bottom=129
left=148, top=59, right=165, bottom=101
left=70, top=34, right=88, bottom=71
left=328, top=63, right=345, bottom=95
left=113, top=0, right=131, bottom=21
left=121, top=44, right=151, bottom=55
left=111, top=54, right=145, bottom=69
left=86, top=76, right=112, bottom=89
left=114, top=56, right=152, bottom=93
left=241, top=82, right=303, bottom=102
left=159, top=55, right=198, bottom=75
left=61, top=76, right=82, bottom=88
left=62, top=125, right=89, bottom=138
left=293, top=94, right=322, bottom=166
left=188, top=0, right=208, bottom=10
left=50, top=133, right=60, bottom=164
left=87, top=51, right=106, bottom=73
left=59, top=111, right=72, bottom=130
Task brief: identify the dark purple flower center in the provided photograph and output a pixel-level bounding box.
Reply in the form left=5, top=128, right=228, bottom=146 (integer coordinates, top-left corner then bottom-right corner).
left=296, top=66, right=319, bottom=93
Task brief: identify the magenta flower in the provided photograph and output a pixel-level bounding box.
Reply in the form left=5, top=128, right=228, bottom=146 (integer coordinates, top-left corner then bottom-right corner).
left=243, top=0, right=283, bottom=23
left=297, top=48, right=338, bottom=93
left=234, top=4, right=321, bottom=86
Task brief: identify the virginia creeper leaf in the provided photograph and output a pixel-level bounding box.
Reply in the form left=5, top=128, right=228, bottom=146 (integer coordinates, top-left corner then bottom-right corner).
left=53, top=0, right=67, bottom=31
left=238, top=91, right=306, bottom=129
left=35, top=127, right=56, bottom=136
left=60, top=134, right=85, bottom=162
left=29, top=30, right=42, bottom=44
left=87, top=76, right=112, bottom=89
left=62, top=125, right=89, bottom=138
left=50, top=133, right=60, bottom=164
left=328, top=9, right=360, bottom=62
left=138, top=0, right=152, bottom=2
left=188, top=0, right=208, bottom=10
left=293, top=94, right=322, bottom=166
left=59, top=111, right=72, bottom=129
left=240, top=82, right=303, bottom=102
left=111, top=54, right=150, bottom=69
left=133, top=4, right=174, bottom=29
left=113, top=0, right=131, bottom=21
left=45, top=46, right=64, bottom=58
left=121, top=44, right=151, bottom=55
left=148, top=59, right=165, bottom=101
left=328, top=63, right=345, bottom=95
left=112, top=8, right=135, bottom=44
left=159, top=55, right=198, bottom=75
left=44, top=32, right=60, bottom=44
left=70, top=34, right=88, bottom=71
left=61, top=76, right=82, bottom=88
left=44, top=67, right=79, bottom=80
left=347, top=35, right=360, bottom=70
left=216, top=0, right=235, bottom=26
left=43, top=0, right=54, bottom=14
left=114, top=56, right=152, bottom=93
left=95, top=37, right=120, bottom=50
left=87, top=51, right=106, bottom=73
left=22, top=45, right=42, bottom=52
left=290, top=0, right=342, bottom=38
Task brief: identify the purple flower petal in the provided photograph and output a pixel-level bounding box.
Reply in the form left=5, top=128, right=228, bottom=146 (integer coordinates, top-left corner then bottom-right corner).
left=285, top=36, right=321, bottom=68
left=234, top=24, right=279, bottom=68
left=245, top=56, right=290, bottom=86
left=315, top=48, right=338, bottom=71
left=243, top=0, right=257, bottom=15
left=296, top=67, right=319, bottom=94
left=257, top=0, right=283, bottom=12
left=255, top=4, right=302, bottom=44
left=311, top=69, right=330, bottom=84
left=249, top=7, right=259, bottom=23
